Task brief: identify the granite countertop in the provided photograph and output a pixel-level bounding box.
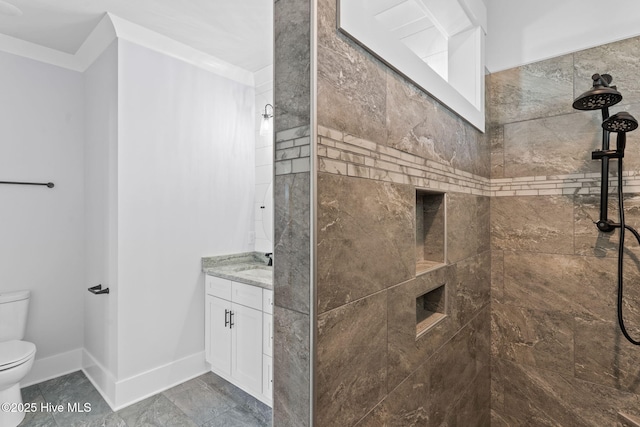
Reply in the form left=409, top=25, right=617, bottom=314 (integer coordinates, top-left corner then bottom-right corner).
left=202, top=252, right=273, bottom=290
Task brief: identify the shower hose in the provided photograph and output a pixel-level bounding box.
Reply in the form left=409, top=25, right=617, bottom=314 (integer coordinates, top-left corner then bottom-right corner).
left=616, top=156, right=640, bottom=345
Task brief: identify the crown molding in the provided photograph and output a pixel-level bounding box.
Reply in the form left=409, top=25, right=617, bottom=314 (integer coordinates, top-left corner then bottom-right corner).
left=0, top=13, right=254, bottom=86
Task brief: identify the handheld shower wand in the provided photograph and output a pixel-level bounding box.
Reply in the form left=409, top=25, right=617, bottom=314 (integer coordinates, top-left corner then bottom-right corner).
left=573, top=74, right=640, bottom=345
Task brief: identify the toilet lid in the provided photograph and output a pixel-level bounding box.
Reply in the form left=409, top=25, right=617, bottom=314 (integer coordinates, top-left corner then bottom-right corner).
left=0, top=340, right=36, bottom=370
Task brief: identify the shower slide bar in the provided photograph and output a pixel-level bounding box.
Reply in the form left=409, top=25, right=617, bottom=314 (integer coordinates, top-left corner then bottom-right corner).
left=0, top=181, right=54, bottom=188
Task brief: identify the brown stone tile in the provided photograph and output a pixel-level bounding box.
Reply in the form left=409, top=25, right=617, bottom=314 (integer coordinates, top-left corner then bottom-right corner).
left=491, top=357, right=505, bottom=412
left=274, top=172, right=310, bottom=314
left=498, top=359, right=640, bottom=427
left=575, top=194, right=640, bottom=259
left=491, top=249, right=504, bottom=303
left=317, top=173, right=415, bottom=313
left=490, top=124, right=504, bottom=179
left=456, top=250, right=491, bottom=328
left=367, top=306, right=489, bottom=427
left=427, top=308, right=489, bottom=426
left=354, top=366, right=430, bottom=427
left=447, top=193, right=490, bottom=263
left=273, top=306, right=310, bottom=427
left=454, top=366, right=491, bottom=427
left=575, top=317, right=640, bottom=393
left=619, top=412, right=640, bottom=427
left=503, top=252, right=618, bottom=322
left=491, top=195, right=574, bottom=254
left=386, top=71, right=463, bottom=163
left=317, top=0, right=388, bottom=145
left=387, top=265, right=457, bottom=390
left=465, top=123, right=491, bottom=179
left=574, top=194, right=620, bottom=258
left=503, top=112, right=601, bottom=177
left=492, top=302, right=574, bottom=374
left=491, top=409, right=513, bottom=427
left=488, top=55, right=574, bottom=126
left=316, top=292, right=388, bottom=427
left=274, top=0, right=310, bottom=132
left=385, top=70, right=490, bottom=178
left=474, top=305, right=492, bottom=369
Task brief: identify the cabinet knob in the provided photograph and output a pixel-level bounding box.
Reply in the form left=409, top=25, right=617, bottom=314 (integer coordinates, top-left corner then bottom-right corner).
left=225, top=309, right=230, bottom=327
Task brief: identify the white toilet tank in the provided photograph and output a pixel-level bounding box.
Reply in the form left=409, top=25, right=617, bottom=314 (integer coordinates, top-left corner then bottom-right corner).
left=0, top=290, right=30, bottom=342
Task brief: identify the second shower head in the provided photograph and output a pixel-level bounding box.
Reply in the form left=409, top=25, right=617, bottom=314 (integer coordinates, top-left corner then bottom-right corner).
left=602, top=112, right=638, bottom=133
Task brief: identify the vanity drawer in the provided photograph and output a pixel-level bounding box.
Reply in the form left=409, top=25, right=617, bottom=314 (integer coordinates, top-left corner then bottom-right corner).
left=232, top=281, right=263, bottom=310
left=205, top=275, right=232, bottom=300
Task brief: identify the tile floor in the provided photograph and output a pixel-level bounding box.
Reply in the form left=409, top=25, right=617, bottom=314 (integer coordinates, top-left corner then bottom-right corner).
left=17, top=370, right=272, bottom=427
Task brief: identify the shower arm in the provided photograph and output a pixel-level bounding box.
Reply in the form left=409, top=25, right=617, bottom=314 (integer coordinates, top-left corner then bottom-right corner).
left=592, top=107, right=623, bottom=233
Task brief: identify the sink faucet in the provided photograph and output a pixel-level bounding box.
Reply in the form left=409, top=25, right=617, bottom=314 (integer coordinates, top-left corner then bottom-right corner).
left=265, top=253, right=273, bottom=266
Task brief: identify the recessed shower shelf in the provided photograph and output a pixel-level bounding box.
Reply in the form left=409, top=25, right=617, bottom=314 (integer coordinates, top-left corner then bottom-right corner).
left=416, top=312, right=446, bottom=337
left=416, top=260, right=446, bottom=276
left=416, top=189, right=445, bottom=274
left=416, top=284, right=447, bottom=338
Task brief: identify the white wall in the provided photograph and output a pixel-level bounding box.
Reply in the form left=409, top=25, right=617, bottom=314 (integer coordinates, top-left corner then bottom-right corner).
left=254, top=64, right=273, bottom=254
left=486, top=0, right=640, bottom=72
left=117, top=40, right=256, bottom=380
left=0, top=51, right=84, bottom=367
left=83, top=41, right=120, bottom=392
left=0, top=29, right=260, bottom=405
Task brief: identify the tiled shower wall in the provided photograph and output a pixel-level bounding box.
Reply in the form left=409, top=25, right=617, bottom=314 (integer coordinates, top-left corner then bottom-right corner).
left=489, top=36, right=640, bottom=426
left=314, top=0, right=491, bottom=425
left=273, top=0, right=312, bottom=425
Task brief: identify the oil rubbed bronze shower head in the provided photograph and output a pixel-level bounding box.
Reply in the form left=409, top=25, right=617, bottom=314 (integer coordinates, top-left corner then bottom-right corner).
left=572, top=73, right=623, bottom=111
left=602, top=111, right=638, bottom=133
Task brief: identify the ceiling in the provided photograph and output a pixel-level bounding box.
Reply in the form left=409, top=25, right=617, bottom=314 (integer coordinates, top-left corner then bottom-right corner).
left=0, top=0, right=272, bottom=72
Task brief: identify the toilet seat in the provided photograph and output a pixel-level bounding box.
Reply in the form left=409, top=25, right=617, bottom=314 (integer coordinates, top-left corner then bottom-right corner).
left=0, top=340, right=36, bottom=371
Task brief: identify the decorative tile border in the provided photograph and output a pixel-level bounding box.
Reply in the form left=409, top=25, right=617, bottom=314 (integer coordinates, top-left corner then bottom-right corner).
left=490, top=172, right=640, bottom=197
left=317, top=125, right=640, bottom=197
left=318, top=125, right=491, bottom=196
left=275, top=125, right=311, bottom=175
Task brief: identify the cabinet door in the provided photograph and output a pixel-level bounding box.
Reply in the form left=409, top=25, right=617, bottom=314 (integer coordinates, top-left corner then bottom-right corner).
left=263, top=289, right=273, bottom=314
left=262, top=355, right=273, bottom=402
left=207, top=295, right=232, bottom=376
left=231, top=303, right=263, bottom=394
left=263, top=313, right=273, bottom=357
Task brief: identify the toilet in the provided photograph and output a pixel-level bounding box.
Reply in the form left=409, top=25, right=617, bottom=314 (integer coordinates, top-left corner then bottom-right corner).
left=0, top=290, right=37, bottom=427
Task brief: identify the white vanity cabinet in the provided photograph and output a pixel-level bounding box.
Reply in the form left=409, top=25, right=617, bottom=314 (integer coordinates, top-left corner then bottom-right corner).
left=205, top=274, right=273, bottom=406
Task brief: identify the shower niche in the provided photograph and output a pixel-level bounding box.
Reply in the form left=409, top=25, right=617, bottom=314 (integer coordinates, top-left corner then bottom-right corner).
left=416, top=284, right=446, bottom=337
left=416, top=189, right=446, bottom=275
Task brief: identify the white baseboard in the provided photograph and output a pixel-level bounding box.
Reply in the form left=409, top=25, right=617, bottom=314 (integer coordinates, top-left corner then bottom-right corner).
left=82, top=349, right=117, bottom=409
left=22, top=348, right=207, bottom=412
left=112, top=351, right=208, bottom=410
left=82, top=349, right=208, bottom=411
left=21, top=348, right=83, bottom=388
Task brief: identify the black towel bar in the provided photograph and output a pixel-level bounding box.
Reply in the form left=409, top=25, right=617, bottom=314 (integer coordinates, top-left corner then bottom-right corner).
left=0, top=181, right=54, bottom=188
left=88, top=284, right=109, bottom=295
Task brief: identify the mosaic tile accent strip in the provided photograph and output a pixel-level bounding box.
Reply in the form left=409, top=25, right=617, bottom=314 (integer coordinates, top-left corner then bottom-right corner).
left=275, top=125, right=311, bottom=175
left=490, top=172, right=640, bottom=197
left=318, top=125, right=490, bottom=196
left=318, top=125, right=640, bottom=197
